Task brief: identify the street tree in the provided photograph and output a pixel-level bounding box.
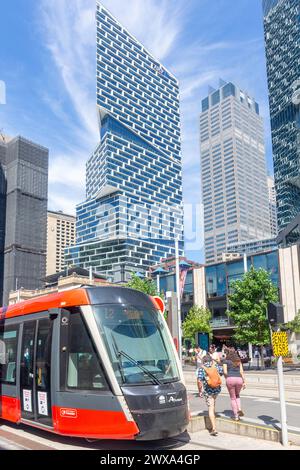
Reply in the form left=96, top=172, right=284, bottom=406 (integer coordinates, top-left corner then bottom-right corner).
left=126, top=273, right=160, bottom=297
left=126, top=274, right=167, bottom=321
left=285, top=310, right=300, bottom=334
left=228, top=266, right=278, bottom=368
left=182, top=305, right=212, bottom=348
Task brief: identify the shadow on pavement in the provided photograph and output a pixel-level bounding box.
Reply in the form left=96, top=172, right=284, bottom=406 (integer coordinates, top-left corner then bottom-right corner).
left=257, top=415, right=280, bottom=431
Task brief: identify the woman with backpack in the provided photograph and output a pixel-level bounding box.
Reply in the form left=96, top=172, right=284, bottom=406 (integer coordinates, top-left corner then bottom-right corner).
left=197, top=354, right=224, bottom=436
left=223, top=350, right=246, bottom=421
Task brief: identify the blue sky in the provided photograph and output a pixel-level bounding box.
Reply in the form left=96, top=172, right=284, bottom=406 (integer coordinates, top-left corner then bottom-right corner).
left=0, top=0, right=272, bottom=263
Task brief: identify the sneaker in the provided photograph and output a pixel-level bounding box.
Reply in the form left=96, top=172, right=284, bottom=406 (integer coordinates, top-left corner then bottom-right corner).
left=231, top=416, right=240, bottom=421
left=238, top=410, right=244, bottom=417
left=210, top=430, right=218, bottom=436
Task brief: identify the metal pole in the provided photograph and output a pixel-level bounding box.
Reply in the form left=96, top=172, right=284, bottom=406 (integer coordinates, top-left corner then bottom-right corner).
left=156, top=274, right=160, bottom=294
left=243, top=254, right=253, bottom=363
left=277, top=356, right=289, bottom=447
left=175, top=239, right=182, bottom=362
left=89, top=266, right=93, bottom=283
left=243, top=253, right=248, bottom=274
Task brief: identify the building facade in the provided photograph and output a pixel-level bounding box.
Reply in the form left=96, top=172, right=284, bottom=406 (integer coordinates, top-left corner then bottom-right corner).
left=65, top=3, right=184, bottom=281
left=200, top=81, right=271, bottom=264
left=268, top=176, right=278, bottom=236
left=0, top=136, right=48, bottom=305
left=47, top=211, right=76, bottom=275
left=263, top=0, right=300, bottom=231
left=0, top=137, right=7, bottom=302
left=226, top=237, right=277, bottom=256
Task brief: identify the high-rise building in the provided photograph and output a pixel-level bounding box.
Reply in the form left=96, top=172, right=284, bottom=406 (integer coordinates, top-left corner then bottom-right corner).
left=267, top=176, right=278, bottom=236
left=0, top=136, right=48, bottom=305
left=263, top=0, right=300, bottom=232
left=0, top=137, right=7, bottom=303
left=200, top=81, right=271, bottom=264
left=46, top=211, right=76, bottom=275
left=65, top=3, right=184, bottom=281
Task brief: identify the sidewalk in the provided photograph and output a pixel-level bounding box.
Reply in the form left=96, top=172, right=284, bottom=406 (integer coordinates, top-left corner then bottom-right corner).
left=183, top=366, right=300, bottom=402
left=178, top=430, right=300, bottom=450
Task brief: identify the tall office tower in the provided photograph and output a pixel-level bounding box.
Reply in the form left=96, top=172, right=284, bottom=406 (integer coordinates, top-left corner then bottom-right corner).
left=0, top=138, right=7, bottom=302
left=65, top=3, right=183, bottom=281
left=268, top=176, right=278, bottom=236
left=200, top=81, right=271, bottom=264
left=0, top=136, right=48, bottom=305
left=46, top=210, right=76, bottom=275
left=263, top=0, right=300, bottom=232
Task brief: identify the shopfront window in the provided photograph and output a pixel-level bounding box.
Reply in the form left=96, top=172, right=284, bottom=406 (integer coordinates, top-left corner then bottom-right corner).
left=206, top=264, right=226, bottom=297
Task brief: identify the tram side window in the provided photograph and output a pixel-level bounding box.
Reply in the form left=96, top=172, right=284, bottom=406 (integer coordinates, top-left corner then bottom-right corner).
left=66, top=312, right=108, bottom=391
left=0, top=325, right=19, bottom=385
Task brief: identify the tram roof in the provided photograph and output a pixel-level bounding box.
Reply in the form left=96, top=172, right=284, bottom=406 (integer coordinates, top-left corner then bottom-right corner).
left=0, top=286, right=157, bottom=320
left=0, top=288, right=90, bottom=319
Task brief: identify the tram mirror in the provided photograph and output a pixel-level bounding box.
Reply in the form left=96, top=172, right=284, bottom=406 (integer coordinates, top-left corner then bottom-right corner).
left=48, top=308, right=62, bottom=320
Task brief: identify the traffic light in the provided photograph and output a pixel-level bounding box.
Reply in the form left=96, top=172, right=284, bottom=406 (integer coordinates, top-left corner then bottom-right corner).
left=267, top=302, right=284, bottom=325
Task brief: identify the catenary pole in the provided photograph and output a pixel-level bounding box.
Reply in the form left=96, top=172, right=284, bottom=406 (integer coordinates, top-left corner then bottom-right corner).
left=244, top=254, right=253, bottom=362
left=277, top=355, right=289, bottom=446
left=175, top=239, right=182, bottom=362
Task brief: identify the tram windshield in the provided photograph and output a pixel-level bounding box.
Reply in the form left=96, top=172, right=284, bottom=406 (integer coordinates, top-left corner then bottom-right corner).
left=93, top=304, right=180, bottom=386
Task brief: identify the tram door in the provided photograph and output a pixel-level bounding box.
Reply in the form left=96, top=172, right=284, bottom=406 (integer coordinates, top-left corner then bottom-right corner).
left=20, top=319, right=53, bottom=426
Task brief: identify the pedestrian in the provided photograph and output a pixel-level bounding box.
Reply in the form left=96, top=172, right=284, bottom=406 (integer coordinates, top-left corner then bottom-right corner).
left=223, top=350, right=246, bottom=421
left=195, top=345, right=207, bottom=397
left=198, top=354, right=224, bottom=436
left=209, top=344, right=221, bottom=363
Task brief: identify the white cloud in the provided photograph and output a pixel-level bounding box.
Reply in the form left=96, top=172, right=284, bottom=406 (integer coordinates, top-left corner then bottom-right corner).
left=40, top=0, right=98, bottom=144
left=49, top=154, right=86, bottom=187
left=100, top=0, right=185, bottom=61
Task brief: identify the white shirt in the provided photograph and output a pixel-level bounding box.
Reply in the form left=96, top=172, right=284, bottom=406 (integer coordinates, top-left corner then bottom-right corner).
left=196, top=349, right=207, bottom=367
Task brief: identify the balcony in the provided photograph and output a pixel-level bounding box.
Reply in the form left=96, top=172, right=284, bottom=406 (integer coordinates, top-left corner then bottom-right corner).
left=210, top=316, right=234, bottom=329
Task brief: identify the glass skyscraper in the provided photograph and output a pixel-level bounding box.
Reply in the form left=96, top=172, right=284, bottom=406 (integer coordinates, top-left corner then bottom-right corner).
left=263, top=0, right=300, bottom=231
left=65, top=3, right=183, bottom=281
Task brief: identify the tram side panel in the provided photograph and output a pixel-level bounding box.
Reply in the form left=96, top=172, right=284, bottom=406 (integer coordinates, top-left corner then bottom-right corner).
left=0, top=319, right=22, bottom=423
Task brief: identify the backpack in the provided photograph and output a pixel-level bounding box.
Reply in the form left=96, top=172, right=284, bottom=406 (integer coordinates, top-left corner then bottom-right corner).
left=203, top=364, right=222, bottom=388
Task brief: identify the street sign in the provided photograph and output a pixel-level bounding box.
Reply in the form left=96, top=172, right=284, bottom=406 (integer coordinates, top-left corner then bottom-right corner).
left=272, top=332, right=289, bottom=358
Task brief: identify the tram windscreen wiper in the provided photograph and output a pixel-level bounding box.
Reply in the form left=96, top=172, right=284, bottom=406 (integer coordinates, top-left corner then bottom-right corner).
left=111, top=334, right=126, bottom=384
left=118, top=350, right=162, bottom=386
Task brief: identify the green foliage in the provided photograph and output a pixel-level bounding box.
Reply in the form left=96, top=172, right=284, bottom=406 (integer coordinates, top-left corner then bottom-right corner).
left=182, top=305, right=212, bottom=346
left=228, top=267, right=278, bottom=346
left=285, top=311, right=300, bottom=334
left=126, top=274, right=160, bottom=297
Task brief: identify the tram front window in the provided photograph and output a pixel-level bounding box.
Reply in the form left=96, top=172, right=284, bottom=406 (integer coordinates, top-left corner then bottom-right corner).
left=93, top=305, right=180, bottom=386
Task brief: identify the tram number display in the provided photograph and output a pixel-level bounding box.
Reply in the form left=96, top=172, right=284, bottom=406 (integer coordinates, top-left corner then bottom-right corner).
left=125, top=308, right=143, bottom=320
left=38, top=392, right=48, bottom=416
left=23, top=389, right=32, bottom=412
left=272, top=332, right=289, bottom=357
